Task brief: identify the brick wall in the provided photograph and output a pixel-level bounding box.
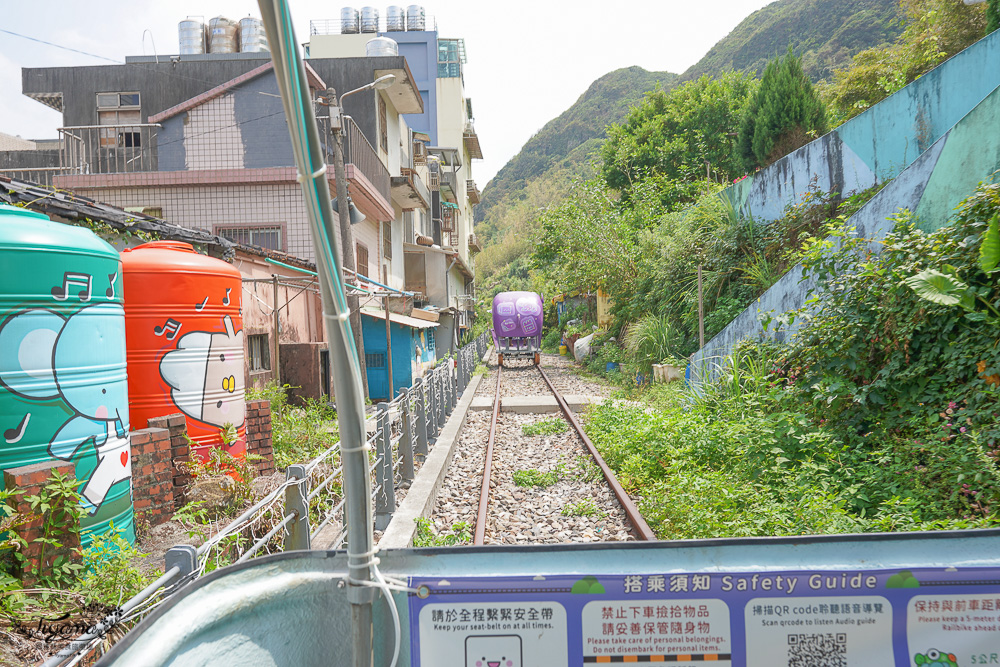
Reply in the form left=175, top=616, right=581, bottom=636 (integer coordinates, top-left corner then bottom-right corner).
left=2, top=461, right=80, bottom=586
left=145, top=414, right=192, bottom=509
left=129, top=427, right=174, bottom=526
left=246, top=400, right=275, bottom=477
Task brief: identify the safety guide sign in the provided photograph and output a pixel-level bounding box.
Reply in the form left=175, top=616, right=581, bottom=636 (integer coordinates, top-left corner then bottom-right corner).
left=408, top=567, right=1000, bottom=666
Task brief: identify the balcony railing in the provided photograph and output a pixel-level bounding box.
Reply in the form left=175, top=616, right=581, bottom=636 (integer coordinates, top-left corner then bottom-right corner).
left=317, top=115, right=391, bottom=205
left=58, top=124, right=160, bottom=175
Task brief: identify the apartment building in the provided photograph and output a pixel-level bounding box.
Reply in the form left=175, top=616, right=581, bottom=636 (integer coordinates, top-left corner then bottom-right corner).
left=308, top=7, right=484, bottom=356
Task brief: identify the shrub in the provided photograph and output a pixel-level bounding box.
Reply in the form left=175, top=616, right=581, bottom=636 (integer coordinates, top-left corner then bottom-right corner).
left=738, top=48, right=827, bottom=169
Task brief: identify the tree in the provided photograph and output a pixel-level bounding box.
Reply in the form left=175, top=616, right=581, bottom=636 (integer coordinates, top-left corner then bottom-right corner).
left=989, top=0, right=999, bottom=34
left=738, top=48, right=827, bottom=170
left=600, top=72, right=758, bottom=194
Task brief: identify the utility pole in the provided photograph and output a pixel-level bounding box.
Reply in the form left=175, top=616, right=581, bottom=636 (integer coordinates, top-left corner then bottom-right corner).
left=326, top=88, right=369, bottom=400
left=698, top=265, right=705, bottom=349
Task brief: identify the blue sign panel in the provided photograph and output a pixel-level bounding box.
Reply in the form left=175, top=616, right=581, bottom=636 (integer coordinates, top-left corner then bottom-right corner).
left=409, top=568, right=1000, bottom=666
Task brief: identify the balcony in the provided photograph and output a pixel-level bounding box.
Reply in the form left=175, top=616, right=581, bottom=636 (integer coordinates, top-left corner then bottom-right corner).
left=439, top=170, right=458, bottom=203
left=391, top=168, right=430, bottom=211
left=463, top=122, right=483, bottom=160
left=47, top=118, right=393, bottom=223
left=466, top=179, right=481, bottom=205
left=58, top=124, right=161, bottom=175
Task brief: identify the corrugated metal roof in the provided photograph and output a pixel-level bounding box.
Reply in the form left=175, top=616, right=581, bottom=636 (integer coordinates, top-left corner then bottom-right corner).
left=360, top=307, right=439, bottom=329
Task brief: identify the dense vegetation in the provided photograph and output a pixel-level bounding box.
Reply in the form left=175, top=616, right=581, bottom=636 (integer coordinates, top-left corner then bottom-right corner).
left=585, top=182, right=1000, bottom=539
left=474, top=0, right=1000, bottom=537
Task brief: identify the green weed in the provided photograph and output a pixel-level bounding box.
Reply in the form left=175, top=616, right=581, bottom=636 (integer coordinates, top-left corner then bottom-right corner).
left=522, top=419, right=568, bottom=437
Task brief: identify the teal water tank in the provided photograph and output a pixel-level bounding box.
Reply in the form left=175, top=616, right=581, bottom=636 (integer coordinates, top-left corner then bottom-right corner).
left=0, top=204, right=134, bottom=546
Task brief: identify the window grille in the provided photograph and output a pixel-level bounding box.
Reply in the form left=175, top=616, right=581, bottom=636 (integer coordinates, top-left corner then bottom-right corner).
left=248, top=333, right=271, bottom=371
left=366, top=352, right=386, bottom=368
left=383, top=221, right=392, bottom=260
left=217, top=226, right=283, bottom=251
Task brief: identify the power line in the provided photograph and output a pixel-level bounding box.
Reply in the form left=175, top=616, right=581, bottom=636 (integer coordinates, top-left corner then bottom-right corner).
left=0, top=29, right=121, bottom=63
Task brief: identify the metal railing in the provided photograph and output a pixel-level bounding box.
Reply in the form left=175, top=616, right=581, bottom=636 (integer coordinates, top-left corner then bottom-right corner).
left=43, top=329, right=491, bottom=667
left=309, top=15, right=438, bottom=36
left=58, top=124, right=161, bottom=175
left=0, top=167, right=78, bottom=187
left=316, top=115, right=391, bottom=205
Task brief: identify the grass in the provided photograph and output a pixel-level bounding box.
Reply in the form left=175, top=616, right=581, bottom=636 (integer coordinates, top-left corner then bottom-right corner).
left=413, top=518, right=472, bottom=547
left=561, top=499, right=605, bottom=518
left=512, top=468, right=560, bottom=488
left=522, top=419, right=568, bottom=437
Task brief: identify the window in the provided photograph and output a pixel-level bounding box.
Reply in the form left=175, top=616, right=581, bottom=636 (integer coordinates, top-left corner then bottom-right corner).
left=378, top=95, right=388, bottom=153
left=248, top=334, right=271, bottom=371
left=426, top=329, right=435, bottom=350
left=217, top=225, right=283, bottom=251
left=356, top=243, right=369, bottom=277
left=383, top=221, right=392, bottom=260
left=365, top=352, right=386, bottom=369
left=437, top=39, right=464, bottom=78
left=404, top=211, right=414, bottom=244
left=97, top=92, right=141, bottom=147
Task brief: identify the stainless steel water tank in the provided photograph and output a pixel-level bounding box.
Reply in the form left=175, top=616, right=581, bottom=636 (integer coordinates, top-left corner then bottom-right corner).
left=360, top=7, right=379, bottom=32
left=366, top=36, right=399, bottom=57
left=406, top=4, right=425, bottom=30
left=238, top=17, right=269, bottom=52
left=341, top=7, right=360, bottom=34
left=208, top=16, right=238, bottom=53
left=178, top=19, right=205, bottom=55
left=385, top=6, right=406, bottom=31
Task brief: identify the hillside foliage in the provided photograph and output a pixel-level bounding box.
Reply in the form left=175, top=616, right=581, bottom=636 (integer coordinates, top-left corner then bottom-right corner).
left=682, top=0, right=903, bottom=82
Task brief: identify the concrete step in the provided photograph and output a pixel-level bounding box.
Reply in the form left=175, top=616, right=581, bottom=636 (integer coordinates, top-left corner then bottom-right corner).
left=469, top=395, right=605, bottom=413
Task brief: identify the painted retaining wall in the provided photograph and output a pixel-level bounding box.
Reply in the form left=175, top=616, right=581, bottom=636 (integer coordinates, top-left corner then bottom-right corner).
left=726, top=29, right=1000, bottom=223
left=691, top=66, right=1000, bottom=379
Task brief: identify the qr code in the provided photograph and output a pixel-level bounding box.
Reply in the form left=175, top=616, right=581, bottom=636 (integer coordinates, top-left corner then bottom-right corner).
left=787, top=632, right=847, bottom=667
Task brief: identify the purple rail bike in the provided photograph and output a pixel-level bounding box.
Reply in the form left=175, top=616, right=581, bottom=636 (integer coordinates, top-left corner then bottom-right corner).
left=491, top=291, right=543, bottom=366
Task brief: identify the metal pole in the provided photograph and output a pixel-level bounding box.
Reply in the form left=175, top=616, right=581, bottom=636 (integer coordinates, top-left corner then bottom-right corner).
left=414, top=377, right=428, bottom=457
left=328, top=90, right=370, bottom=400
left=256, top=5, right=374, bottom=666
left=284, top=464, right=310, bottom=550
left=374, top=404, right=395, bottom=530
left=698, top=264, right=705, bottom=349
left=272, top=274, right=281, bottom=384
left=399, top=387, right=415, bottom=481
left=384, top=294, right=394, bottom=399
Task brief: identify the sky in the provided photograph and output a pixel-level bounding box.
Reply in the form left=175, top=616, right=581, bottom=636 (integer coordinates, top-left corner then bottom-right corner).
left=0, top=0, right=775, bottom=188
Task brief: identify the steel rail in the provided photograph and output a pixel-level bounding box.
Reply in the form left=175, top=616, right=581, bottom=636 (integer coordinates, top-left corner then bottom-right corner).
left=473, top=364, right=503, bottom=545
left=536, top=365, right=657, bottom=541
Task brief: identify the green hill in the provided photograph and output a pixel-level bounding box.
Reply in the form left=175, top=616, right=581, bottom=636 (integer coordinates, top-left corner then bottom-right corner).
left=683, top=0, right=903, bottom=81
left=474, top=67, right=679, bottom=245
left=475, top=0, right=906, bottom=286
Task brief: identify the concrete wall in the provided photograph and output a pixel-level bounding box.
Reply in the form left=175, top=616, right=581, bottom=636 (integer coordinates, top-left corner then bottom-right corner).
left=691, top=80, right=1000, bottom=380
left=23, top=55, right=272, bottom=127
left=386, top=31, right=438, bottom=144
left=727, top=29, right=1000, bottom=223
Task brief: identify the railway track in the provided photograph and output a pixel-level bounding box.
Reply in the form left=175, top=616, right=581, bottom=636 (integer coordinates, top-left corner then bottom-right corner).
left=429, top=352, right=655, bottom=546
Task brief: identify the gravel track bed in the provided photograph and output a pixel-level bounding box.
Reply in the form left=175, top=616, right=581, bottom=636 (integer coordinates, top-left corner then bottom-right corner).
left=474, top=352, right=613, bottom=399
left=433, top=353, right=632, bottom=544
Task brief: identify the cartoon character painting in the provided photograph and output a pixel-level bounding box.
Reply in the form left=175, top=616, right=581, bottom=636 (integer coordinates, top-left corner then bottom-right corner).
left=159, top=314, right=246, bottom=432
left=0, top=303, right=131, bottom=513
left=465, top=635, right=521, bottom=667
left=914, top=649, right=959, bottom=666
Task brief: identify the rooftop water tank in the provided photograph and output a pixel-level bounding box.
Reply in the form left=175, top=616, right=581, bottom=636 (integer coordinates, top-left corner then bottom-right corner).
left=360, top=7, right=379, bottom=32
left=120, top=242, right=247, bottom=464
left=178, top=19, right=206, bottom=55
left=366, top=36, right=399, bottom=57
left=0, top=204, right=135, bottom=547
left=208, top=16, right=238, bottom=53
left=406, top=4, right=425, bottom=30
left=385, top=6, right=406, bottom=31
left=239, top=17, right=269, bottom=52
left=341, top=7, right=360, bottom=34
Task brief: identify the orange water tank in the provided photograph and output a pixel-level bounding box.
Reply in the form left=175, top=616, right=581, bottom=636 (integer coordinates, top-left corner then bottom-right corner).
left=121, top=241, right=246, bottom=461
